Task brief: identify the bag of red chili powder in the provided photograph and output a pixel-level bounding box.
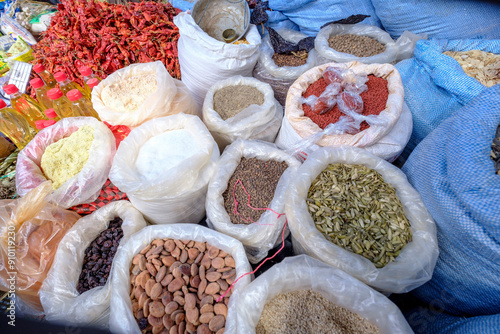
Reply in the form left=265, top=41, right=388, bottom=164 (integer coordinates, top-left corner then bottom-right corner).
left=275, top=62, right=412, bottom=162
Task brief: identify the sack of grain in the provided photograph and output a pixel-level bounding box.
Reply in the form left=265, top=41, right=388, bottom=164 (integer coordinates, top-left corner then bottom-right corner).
left=286, top=146, right=438, bottom=293
left=40, top=201, right=147, bottom=328
left=228, top=255, right=412, bottom=334
left=109, top=113, right=219, bottom=225
left=205, top=139, right=300, bottom=263
left=202, top=76, right=283, bottom=151
left=92, top=61, right=199, bottom=128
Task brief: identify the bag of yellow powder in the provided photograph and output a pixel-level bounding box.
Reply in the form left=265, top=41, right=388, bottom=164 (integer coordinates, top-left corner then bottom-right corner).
left=15, top=117, right=116, bottom=208
left=0, top=181, right=80, bottom=312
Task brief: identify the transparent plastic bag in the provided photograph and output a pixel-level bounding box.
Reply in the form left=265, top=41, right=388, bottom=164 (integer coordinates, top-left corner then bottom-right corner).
left=109, top=113, right=219, bottom=225
left=16, top=117, right=116, bottom=209
left=39, top=201, right=147, bottom=329
left=202, top=76, right=283, bottom=151
left=109, top=224, right=252, bottom=334
left=205, top=139, right=300, bottom=263
left=228, top=255, right=413, bottom=334
left=92, top=61, right=200, bottom=128
left=285, top=147, right=439, bottom=293
left=0, top=181, right=80, bottom=312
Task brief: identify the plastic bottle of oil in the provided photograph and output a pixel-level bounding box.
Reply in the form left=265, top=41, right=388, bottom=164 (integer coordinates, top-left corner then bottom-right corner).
left=0, top=99, right=36, bottom=149
left=79, top=66, right=101, bottom=97
left=3, top=84, right=47, bottom=128
left=47, top=88, right=75, bottom=119
left=54, top=71, right=90, bottom=100
left=44, top=108, right=60, bottom=121
left=33, top=64, right=57, bottom=88
left=66, top=89, right=100, bottom=119
left=30, top=78, right=53, bottom=111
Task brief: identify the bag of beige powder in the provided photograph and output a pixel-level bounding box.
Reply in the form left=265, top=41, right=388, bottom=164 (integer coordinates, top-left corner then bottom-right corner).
left=16, top=117, right=116, bottom=209
left=92, top=61, right=199, bottom=128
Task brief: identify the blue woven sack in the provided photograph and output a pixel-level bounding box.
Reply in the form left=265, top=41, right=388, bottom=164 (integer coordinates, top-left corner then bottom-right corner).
left=371, top=0, right=500, bottom=40
left=396, top=38, right=500, bottom=161
left=402, top=85, right=500, bottom=316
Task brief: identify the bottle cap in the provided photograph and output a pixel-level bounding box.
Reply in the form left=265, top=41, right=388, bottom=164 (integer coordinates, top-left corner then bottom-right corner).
left=67, top=89, right=83, bottom=101
left=47, top=88, right=63, bottom=100
left=33, top=64, right=45, bottom=73
left=0, top=100, right=6, bottom=109
left=35, top=120, right=46, bottom=130
left=3, top=84, right=19, bottom=95
left=79, top=66, right=92, bottom=77
left=87, top=78, right=100, bottom=89
left=43, top=120, right=56, bottom=127
left=54, top=71, right=68, bottom=82
left=30, top=78, right=45, bottom=89
left=45, top=108, right=57, bottom=118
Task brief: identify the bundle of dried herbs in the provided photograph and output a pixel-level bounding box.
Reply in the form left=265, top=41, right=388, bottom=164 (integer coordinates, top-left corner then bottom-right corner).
left=268, top=28, right=315, bottom=55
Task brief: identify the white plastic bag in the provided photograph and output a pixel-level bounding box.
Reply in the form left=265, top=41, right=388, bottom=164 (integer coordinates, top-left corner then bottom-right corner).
left=202, top=76, right=283, bottom=151
left=228, top=255, right=413, bottom=334
left=275, top=62, right=410, bottom=161
left=174, top=12, right=261, bottom=107
left=205, top=139, right=300, bottom=263
left=109, top=224, right=252, bottom=334
left=286, top=147, right=439, bottom=293
left=16, top=117, right=116, bottom=209
left=39, top=201, right=147, bottom=328
left=109, top=113, right=219, bottom=225
left=92, top=61, right=199, bottom=128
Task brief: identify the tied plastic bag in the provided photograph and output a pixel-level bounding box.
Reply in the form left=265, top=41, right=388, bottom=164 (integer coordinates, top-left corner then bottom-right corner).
left=202, top=76, right=283, bottom=151
left=109, top=113, right=219, bottom=225
left=228, top=255, right=413, bottom=334
left=205, top=139, right=300, bottom=263
left=253, top=28, right=318, bottom=106
left=40, top=201, right=147, bottom=328
left=92, top=61, right=199, bottom=128
left=173, top=12, right=261, bottom=107
left=109, top=224, right=252, bottom=334
left=286, top=146, right=438, bottom=293
left=16, top=117, right=116, bottom=209
left=0, top=181, right=80, bottom=312
left=275, top=62, right=412, bottom=162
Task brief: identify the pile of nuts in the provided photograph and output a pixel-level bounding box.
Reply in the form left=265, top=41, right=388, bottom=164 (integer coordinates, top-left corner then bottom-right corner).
left=328, top=34, right=386, bottom=57
left=129, top=239, right=236, bottom=334
left=444, top=50, right=500, bottom=87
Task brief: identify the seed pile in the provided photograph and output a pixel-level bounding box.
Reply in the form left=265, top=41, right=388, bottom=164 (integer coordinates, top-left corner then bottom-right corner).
left=272, top=51, right=308, bottom=67
left=130, top=239, right=236, bottom=334
left=444, top=50, right=500, bottom=87
left=328, top=34, right=386, bottom=57
left=77, top=217, right=124, bottom=294
left=213, top=85, right=265, bottom=120
left=223, top=157, right=288, bottom=225
left=256, top=289, right=380, bottom=334
left=492, top=124, right=500, bottom=175
left=307, top=164, right=412, bottom=268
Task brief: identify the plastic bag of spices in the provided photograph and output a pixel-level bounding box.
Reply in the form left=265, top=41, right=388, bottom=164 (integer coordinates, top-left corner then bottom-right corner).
left=40, top=201, right=147, bottom=329
left=16, top=117, right=116, bottom=209
left=92, top=61, right=199, bottom=128
left=109, top=224, right=252, bottom=334
left=0, top=181, right=80, bottom=312
left=275, top=62, right=412, bottom=162
left=286, top=146, right=438, bottom=294
left=227, top=255, right=413, bottom=334
left=252, top=28, right=318, bottom=106
left=173, top=12, right=261, bottom=108
left=205, top=139, right=300, bottom=263
left=109, top=113, right=219, bottom=225
left=202, top=76, right=283, bottom=151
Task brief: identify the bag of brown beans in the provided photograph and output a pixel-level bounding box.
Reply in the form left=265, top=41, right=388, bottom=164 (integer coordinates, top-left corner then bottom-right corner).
left=205, top=139, right=301, bottom=263
left=229, top=255, right=413, bottom=334
left=39, top=201, right=147, bottom=328
left=109, top=224, right=252, bottom=334
left=285, top=146, right=439, bottom=294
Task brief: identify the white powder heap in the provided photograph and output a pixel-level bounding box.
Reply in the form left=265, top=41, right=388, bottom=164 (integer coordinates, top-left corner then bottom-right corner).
left=101, top=73, right=157, bottom=112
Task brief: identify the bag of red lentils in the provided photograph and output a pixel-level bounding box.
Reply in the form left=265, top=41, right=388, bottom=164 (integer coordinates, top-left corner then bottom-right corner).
left=275, top=61, right=412, bottom=162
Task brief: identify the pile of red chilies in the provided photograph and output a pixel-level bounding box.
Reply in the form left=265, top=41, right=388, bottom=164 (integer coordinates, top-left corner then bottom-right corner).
left=32, top=0, right=182, bottom=87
